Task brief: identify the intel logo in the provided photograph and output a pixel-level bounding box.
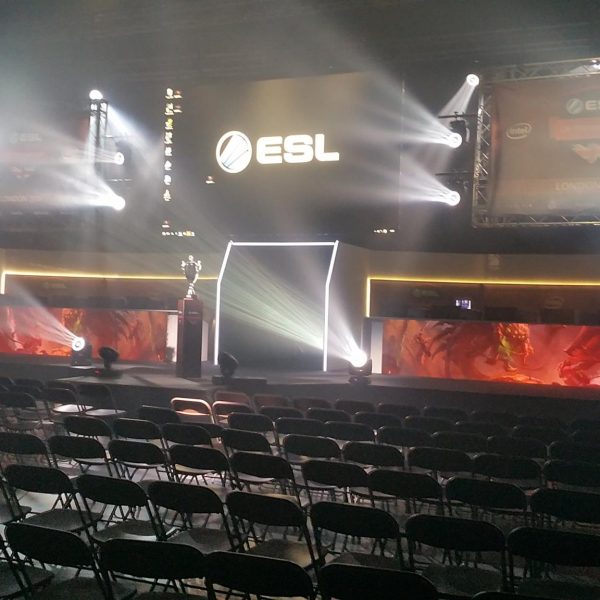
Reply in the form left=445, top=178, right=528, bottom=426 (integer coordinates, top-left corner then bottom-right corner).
left=506, top=123, right=532, bottom=140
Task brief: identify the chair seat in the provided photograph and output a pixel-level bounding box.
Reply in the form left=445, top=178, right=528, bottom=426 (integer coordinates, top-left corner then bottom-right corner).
left=92, top=520, right=158, bottom=543
left=52, top=404, right=93, bottom=414
left=32, top=577, right=135, bottom=600
left=246, top=539, right=314, bottom=569
left=84, top=409, right=127, bottom=419
left=518, top=577, right=600, bottom=600
left=422, top=563, right=503, bottom=598
left=168, top=528, right=232, bottom=553
left=25, top=508, right=99, bottom=532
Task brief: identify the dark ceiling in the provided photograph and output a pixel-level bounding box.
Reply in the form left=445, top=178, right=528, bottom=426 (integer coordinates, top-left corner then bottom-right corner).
left=1, top=0, right=600, bottom=254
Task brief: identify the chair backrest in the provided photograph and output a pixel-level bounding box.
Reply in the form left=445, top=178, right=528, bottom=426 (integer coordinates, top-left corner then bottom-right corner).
left=0, top=392, right=37, bottom=409
left=377, top=403, right=420, bottom=418
left=455, top=420, right=506, bottom=437
left=77, top=383, right=114, bottom=409
left=292, top=396, right=332, bottom=412
left=261, top=406, right=304, bottom=420
left=508, top=526, right=600, bottom=567
left=283, top=434, right=340, bottom=460
left=227, top=490, right=305, bottom=528
left=13, top=378, right=43, bottom=389
left=205, top=551, right=314, bottom=599
left=147, top=480, right=223, bottom=515
left=48, top=434, right=108, bottom=461
left=230, top=451, right=294, bottom=483
left=408, top=446, right=472, bottom=474
left=302, top=459, right=368, bottom=489
left=405, top=415, right=453, bottom=434
left=6, top=522, right=95, bottom=568
left=108, top=439, right=167, bottom=466
left=63, top=415, right=113, bottom=438
left=512, top=425, right=566, bottom=445
left=162, top=423, right=212, bottom=446
left=423, top=406, right=467, bottom=422
left=311, top=501, right=400, bottom=540
left=170, top=397, right=212, bottom=422
left=471, top=410, right=518, bottom=428
left=318, top=563, right=438, bottom=600
left=487, top=435, right=547, bottom=459
left=306, top=408, right=350, bottom=423
left=100, top=538, right=205, bottom=582
left=377, top=426, right=432, bottom=448
left=213, top=390, right=251, bottom=405
left=253, top=394, right=290, bottom=409
left=570, top=428, right=600, bottom=445
left=76, top=473, right=149, bottom=508
left=227, top=412, right=273, bottom=433
left=549, top=440, right=600, bottom=465
left=5, top=463, right=73, bottom=495
left=221, top=428, right=271, bottom=454
left=138, top=405, right=180, bottom=425
left=0, top=431, right=50, bottom=460
left=368, top=469, right=442, bottom=502
left=212, top=401, right=253, bottom=420
left=543, top=458, right=600, bottom=490
left=46, top=387, right=80, bottom=407
left=46, top=380, right=77, bottom=392
left=113, top=418, right=162, bottom=441
left=517, top=415, right=564, bottom=429
left=570, top=418, right=600, bottom=432
left=342, top=441, right=404, bottom=468
left=334, top=399, right=374, bottom=415
left=432, top=431, right=487, bottom=453
left=445, top=476, right=526, bottom=511
left=530, top=487, right=600, bottom=525
left=324, top=421, right=375, bottom=443
left=406, top=514, right=505, bottom=552
left=275, top=417, right=325, bottom=437
left=169, top=444, right=229, bottom=473
left=354, top=412, right=402, bottom=429
left=472, top=453, right=541, bottom=482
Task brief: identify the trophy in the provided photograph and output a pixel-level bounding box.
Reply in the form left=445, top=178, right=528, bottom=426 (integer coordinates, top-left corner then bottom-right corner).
left=181, top=255, right=202, bottom=298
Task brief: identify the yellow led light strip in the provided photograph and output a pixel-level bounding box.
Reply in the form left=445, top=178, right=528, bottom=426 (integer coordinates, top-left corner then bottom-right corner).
left=366, top=276, right=600, bottom=317
left=0, top=270, right=217, bottom=295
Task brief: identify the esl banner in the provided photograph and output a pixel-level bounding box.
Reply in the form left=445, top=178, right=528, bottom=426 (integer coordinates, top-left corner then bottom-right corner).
left=490, top=74, right=600, bottom=217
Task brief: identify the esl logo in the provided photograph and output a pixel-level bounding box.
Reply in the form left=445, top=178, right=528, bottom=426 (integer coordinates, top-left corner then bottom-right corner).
left=216, top=130, right=340, bottom=173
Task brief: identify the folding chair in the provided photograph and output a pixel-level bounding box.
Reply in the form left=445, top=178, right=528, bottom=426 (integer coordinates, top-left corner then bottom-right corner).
left=253, top=393, right=290, bottom=410
left=342, top=441, right=404, bottom=469
left=292, top=396, right=332, bottom=413
left=63, top=414, right=113, bottom=442
left=353, top=412, right=402, bottom=430
left=487, top=435, right=547, bottom=460
left=423, top=406, right=467, bottom=422
left=334, top=399, right=374, bottom=415
left=169, top=444, right=231, bottom=490
left=406, top=514, right=507, bottom=597
left=212, top=401, right=253, bottom=425
left=455, top=420, right=506, bottom=437
left=530, top=487, right=600, bottom=534
left=275, top=417, right=325, bottom=438
left=407, top=446, right=472, bottom=480
left=283, top=434, right=341, bottom=466
left=261, top=406, right=304, bottom=420
left=170, top=397, right=212, bottom=424
left=472, top=453, right=542, bottom=489
left=137, top=405, right=180, bottom=425
left=227, top=490, right=316, bottom=569
left=0, top=431, right=53, bottom=468
left=377, top=403, right=420, bottom=418
left=48, top=434, right=114, bottom=476
left=307, top=408, right=350, bottom=423
left=471, top=411, right=518, bottom=428
left=221, top=428, right=271, bottom=456
left=108, top=439, right=172, bottom=483
left=77, top=383, right=126, bottom=419
left=147, top=480, right=234, bottom=553
left=301, top=459, right=368, bottom=505
left=543, top=458, right=600, bottom=493
left=311, top=501, right=404, bottom=569
left=377, top=426, right=432, bottom=449
left=405, top=415, right=454, bottom=434
left=324, top=421, right=375, bottom=444
left=548, top=440, right=600, bottom=465
left=162, top=423, right=212, bottom=447
left=433, top=431, right=487, bottom=454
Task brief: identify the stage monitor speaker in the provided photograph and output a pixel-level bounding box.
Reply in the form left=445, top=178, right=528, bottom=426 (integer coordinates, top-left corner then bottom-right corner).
left=176, top=297, right=203, bottom=378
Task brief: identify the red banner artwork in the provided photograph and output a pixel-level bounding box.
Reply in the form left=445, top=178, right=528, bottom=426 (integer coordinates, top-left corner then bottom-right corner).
left=0, top=307, right=168, bottom=362
left=382, top=319, right=600, bottom=387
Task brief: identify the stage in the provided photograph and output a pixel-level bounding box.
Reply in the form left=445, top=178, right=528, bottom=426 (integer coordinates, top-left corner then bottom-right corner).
left=2, top=355, right=600, bottom=421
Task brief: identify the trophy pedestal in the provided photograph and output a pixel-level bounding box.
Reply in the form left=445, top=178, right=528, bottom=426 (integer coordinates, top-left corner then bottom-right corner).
left=176, top=297, right=203, bottom=379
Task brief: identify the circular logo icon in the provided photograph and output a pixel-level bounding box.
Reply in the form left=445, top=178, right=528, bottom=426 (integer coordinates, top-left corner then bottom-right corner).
left=566, top=97, right=584, bottom=115
left=215, top=131, right=252, bottom=173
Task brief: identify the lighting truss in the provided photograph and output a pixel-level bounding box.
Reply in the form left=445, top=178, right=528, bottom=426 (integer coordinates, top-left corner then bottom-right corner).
left=472, top=57, right=600, bottom=227
left=214, top=240, right=339, bottom=372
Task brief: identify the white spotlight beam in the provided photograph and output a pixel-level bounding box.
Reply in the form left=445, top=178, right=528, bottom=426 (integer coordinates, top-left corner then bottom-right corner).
left=213, top=240, right=338, bottom=370
left=323, top=240, right=339, bottom=372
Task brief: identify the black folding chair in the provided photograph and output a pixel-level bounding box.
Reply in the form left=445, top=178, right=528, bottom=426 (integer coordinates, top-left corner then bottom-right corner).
left=301, top=459, right=368, bottom=505
left=342, top=441, right=404, bottom=469
left=108, top=439, right=172, bottom=483
left=283, top=434, right=341, bottom=466
left=530, top=486, right=600, bottom=533
left=137, top=405, right=181, bottom=425
left=377, top=403, right=420, bottom=418
left=324, top=421, right=375, bottom=443
left=221, top=428, right=271, bottom=456
left=354, top=412, right=402, bottom=430
left=275, top=417, right=326, bottom=437
left=334, top=399, right=374, bottom=415
left=405, top=415, right=454, bottom=434
left=488, top=435, right=547, bottom=460
left=48, top=434, right=114, bottom=476
left=307, top=408, right=350, bottom=423
left=377, top=426, right=432, bottom=449
left=162, top=423, right=212, bottom=447
left=423, top=406, right=467, bottom=422
left=169, top=444, right=231, bottom=491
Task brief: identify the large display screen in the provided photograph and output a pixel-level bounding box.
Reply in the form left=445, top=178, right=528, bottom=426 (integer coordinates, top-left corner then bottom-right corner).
left=490, top=73, right=600, bottom=218
left=162, top=72, right=403, bottom=241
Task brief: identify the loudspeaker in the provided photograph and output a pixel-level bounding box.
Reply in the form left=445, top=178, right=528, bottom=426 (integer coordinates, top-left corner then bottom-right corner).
left=176, top=297, right=203, bottom=378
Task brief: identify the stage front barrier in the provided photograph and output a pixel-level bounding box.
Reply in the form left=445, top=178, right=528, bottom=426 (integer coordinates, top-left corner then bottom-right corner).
left=371, top=317, right=600, bottom=388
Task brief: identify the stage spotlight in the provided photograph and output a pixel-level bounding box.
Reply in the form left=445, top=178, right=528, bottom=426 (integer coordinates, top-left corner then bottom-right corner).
left=218, top=352, right=239, bottom=382
left=441, top=189, right=461, bottom=206
left=348, top=351, right=372, bottom=385
left=89, top=89, right=103, bottom=101
left=466, top=73, right=480, bottom=87
left=446, top=131, right=463, bottom=148
left=112, top=196, right=126, bottom=211
left=113, top=151, right=125, bottom=166
left=98, top=346, right=119, bottom=371
left=449, top=117, right=468, bottom=142
left=71, top=338, right=92, bottom=367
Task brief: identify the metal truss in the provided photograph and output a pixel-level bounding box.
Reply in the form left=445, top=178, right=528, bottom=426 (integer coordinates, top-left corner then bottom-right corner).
left=472, top=57, right=600, bottom=228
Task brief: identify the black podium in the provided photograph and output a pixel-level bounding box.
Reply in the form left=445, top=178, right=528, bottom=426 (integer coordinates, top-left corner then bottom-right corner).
left=176, top=297, right=203, bottom=378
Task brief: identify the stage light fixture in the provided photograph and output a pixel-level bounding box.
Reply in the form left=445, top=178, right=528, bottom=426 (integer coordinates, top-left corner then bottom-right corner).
left=466, top=74, right=480, bottom=87
left=98, top=346, right=119, bottom=372
left=348, top=351, right=372, bottom=385
left=446, top=131, right=463, bottom=148
left=449, top=117, right=468, bottom=142
left=113, top=151, right=125, bottom=166
left=443, top=190, right=461, bottom=206
left=71, top=338, right=92, bottom=367
left=89, top=89, right=103, bottom=101
left=112, top=196, right=126, bottom=211
left=218, top=352, right=239, bottom=381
